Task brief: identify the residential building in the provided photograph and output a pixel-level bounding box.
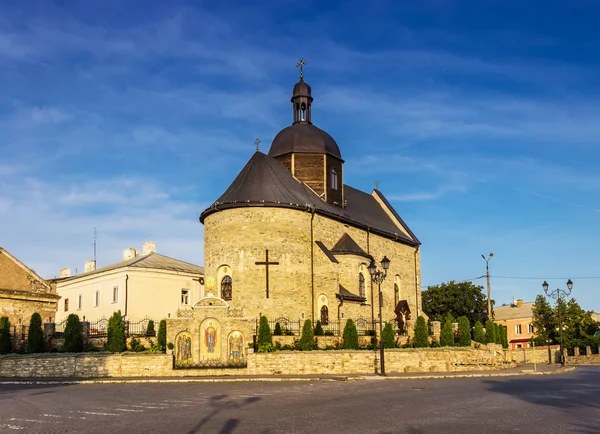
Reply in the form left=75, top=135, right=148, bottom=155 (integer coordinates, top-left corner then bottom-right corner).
left=495, top=299, right=535, bottom=349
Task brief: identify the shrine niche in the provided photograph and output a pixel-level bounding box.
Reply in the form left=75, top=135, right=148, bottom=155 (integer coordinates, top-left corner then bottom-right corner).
left=200, top=318, right=222, bottom=360
left=228, top=331, right=245, bottom=363
left=394, top=300, right=411, bottom=334
left=175, top=331, right=193, bottom=365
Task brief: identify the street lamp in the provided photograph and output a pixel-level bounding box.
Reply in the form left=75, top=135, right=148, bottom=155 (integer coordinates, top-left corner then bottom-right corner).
left=542, top=279, right=573, bottom=367
left=369, top=256, right=390, bottom=376
left=481, top=253, right=494, bottom=320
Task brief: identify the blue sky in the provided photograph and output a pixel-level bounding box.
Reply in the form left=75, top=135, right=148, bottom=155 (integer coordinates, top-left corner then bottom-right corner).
left=1, top=0, right=599, bottom=311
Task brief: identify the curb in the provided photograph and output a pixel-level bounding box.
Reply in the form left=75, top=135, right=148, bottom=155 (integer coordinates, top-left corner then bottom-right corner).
left=372, top=366, right=576, bottom=380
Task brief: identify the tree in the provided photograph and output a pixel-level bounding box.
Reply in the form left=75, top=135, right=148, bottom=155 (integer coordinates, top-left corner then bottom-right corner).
left=500, top=325, right=508, bottom=348
left=494, top=323, right=502, bottom=344
left=457, top=316, right=471, bottom=347
left=473, top=321, right=486, bottom=344
left=382, top=323, right=396, bottom=349
left=273, top=322, right=282, bottom=336
left=27, top=312, right=45, bottom=353
left=440, top=318, right=454, bottom=347
left=146, top=319, right=155, bottom=337
left=413, top=316, right=429, bottom=348
left=63, top=314, right=84, bottom=352
left=157, top=319, right=167, bottom=350
left=562, top=298, right=599, bottom=349
left=314, top=320, right=324, bottom=336
left=342, top=319, right=359, bottom=350
left=485, top=319, right=496, bottom=344
left=531, top=294, right=556, bottom=346
left=299, top=319, right=315, bottom=351
left=257, top=316, right=273, bottom=352
left=107, top=311, right=126, bottom=353
left=422, top=281, right=491, bottom=326
left=0, top=316, right=12, bottom=354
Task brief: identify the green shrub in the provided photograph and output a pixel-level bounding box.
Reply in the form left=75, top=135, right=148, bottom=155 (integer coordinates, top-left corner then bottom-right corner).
left=0, top=316, right=12, bottom=354
left=382, top=323, right=396, bottom=349
left=273, top=322, right=282, bottom=336
left=457, top=316, right=472, bottom=347
left=342, top=319, right=359, bottom=350
left=494, top=323, right=502, bottom=344
left=281, top=344, right=294, bottom=351
left=485, top=319, right=496, bottom=344
left=63, top=314, right=84, bottom=352
left=401, top=338, right=413, bottom=348
left=413, top=316, right=429, bottom=348
left=430, top=337, right=440, bottom=348
left=129, top=336, right=145, bottom=352
left=473, top=321, right=486, bottom=344
left=26, top=312, right=45, bottom=353
left=146, top=320, right=155, bottom=337
left=299, top=319, right=315, bottom=351
left=324, top=345, right=335, bottom=351
left=324, top=331, right=334, bottom=336
left=257, top=316, right=273, bottom=353
left=500, top=325, right=508, bottom=348
left=274, top=341, right=282, bottom=351
left=440, top=318, right=454, bottom=347
left=314, top=320, right=324, bottom=336
left=167, top=342, right=174, bottom=350
left=157, top=320, right=167, bottom=351
left=107, top=311, right=126, bottom=353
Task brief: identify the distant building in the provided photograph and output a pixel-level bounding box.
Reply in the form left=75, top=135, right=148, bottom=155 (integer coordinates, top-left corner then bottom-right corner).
left=0, top=247, right=60, bottom=325
left=591, top=311, right=599, bottom=325
left=51, top=242, right=205, bottom=323
left=495, top=299, right=535, bottom=349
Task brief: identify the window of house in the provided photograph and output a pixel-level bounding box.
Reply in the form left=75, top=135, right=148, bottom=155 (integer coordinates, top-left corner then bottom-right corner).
left=515, top=324, right=522, bottom=334
left=516, top=343, right=523, bottom=349
left=330, top=168, right=338, bottom=190
left=181, top=289, right=190, bottom=305
left=112, top=286, right=118, bottom=303
left=358, top=273, right=365, bottom=298
left=95, top=290, right=100, bottom=307
left=64, top=298, right=69, bottom=312
left=528, top=323, right=534, bottom=333
left=221, top=276, right=232, bottom=300
left=78, top=294, right=82, bottom=310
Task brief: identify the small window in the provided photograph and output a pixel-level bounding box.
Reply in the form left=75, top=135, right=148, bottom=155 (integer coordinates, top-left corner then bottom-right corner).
left=516, top=343, right=523, bottom=349
left=221, top=276, right=232, bottom=300
left=330, top=168, right=338, bottom=190
left=95, top=290, right=100, bottom=307
left=64, top=298, right=69, bottom=312
left=358, top=273, right=365, bottom=298
left=113, top=286, right=118, bottom=303
left=78, top=294, right=82, bottom=310
left=515, top=324, right=522, bottom=334
left=181, top=289, right=190, bottom=305
left=528, top=323, right=534, bottom=333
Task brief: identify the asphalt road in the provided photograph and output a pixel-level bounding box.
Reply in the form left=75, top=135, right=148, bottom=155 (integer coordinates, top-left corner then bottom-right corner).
left=1, top=367, right=599, bottom=434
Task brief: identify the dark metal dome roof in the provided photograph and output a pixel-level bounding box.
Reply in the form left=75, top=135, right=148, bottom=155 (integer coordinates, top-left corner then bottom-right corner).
left=292, top=79, right=311, bottom=99
left=268, top=123, right=343, bottom=160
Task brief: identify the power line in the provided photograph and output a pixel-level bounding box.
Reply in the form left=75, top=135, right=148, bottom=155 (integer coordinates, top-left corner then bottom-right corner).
left=491, top=276, right=600, bottom=280
left=421, top=275, right=485, bottom=289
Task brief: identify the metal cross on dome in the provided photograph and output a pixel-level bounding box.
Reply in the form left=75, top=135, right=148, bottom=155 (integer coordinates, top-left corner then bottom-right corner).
left=296, top=57, right=307, bottom=79
left=255, top=137, right=261, bottom=152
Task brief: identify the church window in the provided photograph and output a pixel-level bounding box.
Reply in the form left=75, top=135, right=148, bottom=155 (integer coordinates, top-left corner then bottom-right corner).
left=394, top=283, right=399, bottom=308
left=112, top=286, right=119, bottom=303
left=78, top=294, right=82, bottom=310
left=95, top=290, right=100, bottom=307
left=321, top=305, right=329, bottom=325
left=300, top=103, right=307, bottom=121
left=64, top=298, right=69, bottom=312
left=221, top=276, right=232, bottom=300
left=358, top=273, right=365, bottom=298
left=330, top=168, right=338, bottom=190
left=181, top=289, right=190, bottom=305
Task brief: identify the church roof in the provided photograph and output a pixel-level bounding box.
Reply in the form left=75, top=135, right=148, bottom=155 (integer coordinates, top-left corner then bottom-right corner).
left=268, top=123, right=342, bottom=160
left=200, top=152, right=419, bottom=246
left=336, top=284, right=365, bottom=303
left=331, top=233, right=370, bottom=259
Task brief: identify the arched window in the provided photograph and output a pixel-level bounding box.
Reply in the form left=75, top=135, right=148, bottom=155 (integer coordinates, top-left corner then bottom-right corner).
left=300, top=102, right=307, bottom=121
left=394, top=283, right=399, bottom=308
left=358, top=273, right=365, bottom=298
left=330, top=168, right=338, bottom=190
left=221, top=276, right=232, bottom=300
left=320, top=305, right=329, bottom=325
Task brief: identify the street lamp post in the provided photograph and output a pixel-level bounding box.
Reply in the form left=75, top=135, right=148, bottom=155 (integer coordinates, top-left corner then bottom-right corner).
left=481, top=253, right=494, bottom=320
left=542, top=279, right=573, bottom=367
left=368, top=256, right=390, bottom=376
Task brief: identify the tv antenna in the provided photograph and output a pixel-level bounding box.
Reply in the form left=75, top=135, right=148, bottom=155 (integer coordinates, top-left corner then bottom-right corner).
left=93, top=227, right=97, bottom=264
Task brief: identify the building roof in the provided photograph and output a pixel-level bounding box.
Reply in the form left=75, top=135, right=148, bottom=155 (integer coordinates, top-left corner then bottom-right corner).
left=494, top=302, right=535, bottom=321
left=0, top=247, right=52, bottom=292
left=336, top=284, right=365, bottom=303
left=331, top=233, right=371, bottom=259
left=200, top=152, right=419, bottom=246
left=292, top=78, right=312, bottom=99
left=52, top=252, right=204, bottom=283
left=268, top=123, right=342, bottom=160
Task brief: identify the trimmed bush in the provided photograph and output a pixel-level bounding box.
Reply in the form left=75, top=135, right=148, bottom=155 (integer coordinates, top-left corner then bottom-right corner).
left=0, top=316, right=12, bottom=354
left=27, top=312, right=45, bottom=353
left=314, top=320, right=324, bottom=336
left=273, top=322, right=282, bottom=336
left=157, top=319, right=167, bottom=350
left=257, top=316, right=273, bottom=352
left=382, top=322, right=396, bottom=349
left=342, top=319, right=359, bottom=350
left=146, top=319, right=155, bottom=337
left=63, top=314, right=84, bottom=352
left=457, top=316, right=472, bottom=347
left=107, top=311, right=126, bottom=353
left=500, top=325, right=509, bottom=348
left=494, top=323, right=502, bottom=344
left=413, top=316, right=429, bottom=348
left=473, top=321, right=486, bottom=344
left=300, top=319, right=315, bottom=351
left=485, top=319, right=497, bottom=344
left=440, top=318, right=454, bottom=347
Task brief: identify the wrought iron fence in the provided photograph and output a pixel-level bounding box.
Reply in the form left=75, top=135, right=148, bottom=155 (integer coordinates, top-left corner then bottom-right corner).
left=126, top=317, right=156, bottom=337
left=259, top=317, right=301, bottom=336
left=319, top=320, right=340, bottom=336
left=355, top=317, right=374, bottom=336
left=88, top=317, right=109, bottom=338
left=50, top=316, right=156, bottom=338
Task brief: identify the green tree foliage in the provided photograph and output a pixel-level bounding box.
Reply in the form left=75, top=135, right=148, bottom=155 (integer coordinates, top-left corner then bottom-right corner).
left=257, top=316, right=273, bottom=352
left=107, top=311, right=126, bottom=353
left=314, top=320, right=324, bottom=336
left=146, top=319, right=155, bottom=337
left=273, top=322, right=282, bottom=336
left=473, top=321, right=486, bottom=344
left=494, top=323, right=502, bottom=344
left=382, top=322, right=396, bottom=349
left=500, top=325, right=508, bottom=348
left=413, top=316, right=430, bottom=348
left=457, top=316, right=472, bottom=347
left=63, top=314, right=84, bottom=352
left=485, top=319, right=497, bottom=344
left=342, top=319, right=359, bottom=350
left=157, top=319, right=167, bottom=350
left=440, top=318, right=454, bottom=347
left=531, top=294, right=556, bottom=346
left=0, top=316, right=12, bottom=354
left=422, top=281, right=490, bottom=326
left=27, top=312, right=45, bottom=353
left=300, top=319, right=315, bottom=351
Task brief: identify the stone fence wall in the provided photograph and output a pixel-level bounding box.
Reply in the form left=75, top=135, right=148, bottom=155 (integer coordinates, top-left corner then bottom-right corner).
left=565, top=346, right=600, bottom=365
left=509, top=345, right=561, bottom=364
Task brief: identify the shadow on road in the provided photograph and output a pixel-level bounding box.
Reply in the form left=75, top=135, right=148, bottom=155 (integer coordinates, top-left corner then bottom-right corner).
left=187, top=394, right=261, bottom=434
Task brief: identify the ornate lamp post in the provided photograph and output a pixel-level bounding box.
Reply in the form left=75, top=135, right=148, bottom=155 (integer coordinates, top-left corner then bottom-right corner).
left=368, top=255, right=390, bottom=376
left=542, top=279, right=573, bottom=367
left=481, top=253, right=494, bottom=320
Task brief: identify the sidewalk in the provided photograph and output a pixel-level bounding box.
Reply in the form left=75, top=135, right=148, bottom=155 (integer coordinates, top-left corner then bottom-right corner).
left=0, top=364, right=575, bottom=385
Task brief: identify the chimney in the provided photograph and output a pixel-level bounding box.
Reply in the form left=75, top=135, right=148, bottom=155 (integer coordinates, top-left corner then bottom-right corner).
left=84, top=260, right=96, bottom=273
left=516, top=299, right=524, bottom=308
left=60, top=268, right=71, bottom=278
left=142, top=241, right=156, bottom=255
left=123, top=248, right=137, bottom=261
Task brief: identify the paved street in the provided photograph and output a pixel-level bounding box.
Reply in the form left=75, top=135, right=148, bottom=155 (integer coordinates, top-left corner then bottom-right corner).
left=1, top=367, right=599, bottom=434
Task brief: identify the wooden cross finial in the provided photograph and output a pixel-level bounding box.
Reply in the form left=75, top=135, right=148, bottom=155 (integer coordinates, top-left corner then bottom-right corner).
left=374, top=180, right=380, bottom=190
left=296, top=57, right=307, bottom=79
left=255, top=137, right=261, bottom=152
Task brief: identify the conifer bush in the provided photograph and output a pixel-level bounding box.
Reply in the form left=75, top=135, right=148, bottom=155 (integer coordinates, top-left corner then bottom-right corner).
left=0, top=316, right=12, bottom=354
left=314, top=320, right=324, bottom=336
left=107, top=311, right=126, bottom=353
left=413, top=316, right=430, bottom=348
left=146, top=319, right=155, bottom=337
left=473, top=321, right=486, bottom=344
left=157, top=319, right=167, bottom=350
left=342, top=319, right=359, bottom=350
left=257, top=316, right=273, bottom=352
left=27, top=312, right=45, bottom=353
left=382, top=322, right=396, bottom=349
left=300, top=319, right=315, bottom=351
left=485, top=319, right=497, bottom=344
left=63, top=314, right=84, bottom=352
left=440, top=318, right=455, bottom=347
left=500, top=325, right=509, bottom=348
left=457, top=316, right=472, bottom=347
left=273, top=322, right=282, bottom=336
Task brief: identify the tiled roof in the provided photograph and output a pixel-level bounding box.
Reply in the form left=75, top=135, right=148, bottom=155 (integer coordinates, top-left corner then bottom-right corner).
left=336, top=284, right=365, bottom=303
left=495, top=302, right=534, bottom=321
left=331, top=233, right=370, bottom=258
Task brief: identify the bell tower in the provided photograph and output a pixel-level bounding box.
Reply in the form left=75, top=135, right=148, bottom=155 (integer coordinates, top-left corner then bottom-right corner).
left=292, top=57, right=313, bottom=124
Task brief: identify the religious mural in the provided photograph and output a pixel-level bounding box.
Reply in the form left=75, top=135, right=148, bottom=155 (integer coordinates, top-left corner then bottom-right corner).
left=175, top=331, right=193, bottom=365
left=200, top=318, right=222, bottom=360
left=228, top=331, right=244, bottom=363
left=205, top=321, right=217, bottom=353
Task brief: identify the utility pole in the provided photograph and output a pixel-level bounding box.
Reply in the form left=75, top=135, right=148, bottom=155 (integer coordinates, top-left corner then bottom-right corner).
left=482, top=253, right=494, bottom=320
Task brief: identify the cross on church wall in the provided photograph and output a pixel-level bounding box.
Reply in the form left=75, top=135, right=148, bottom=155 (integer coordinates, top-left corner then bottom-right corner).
left=255, top=249, right=279, bottom=298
